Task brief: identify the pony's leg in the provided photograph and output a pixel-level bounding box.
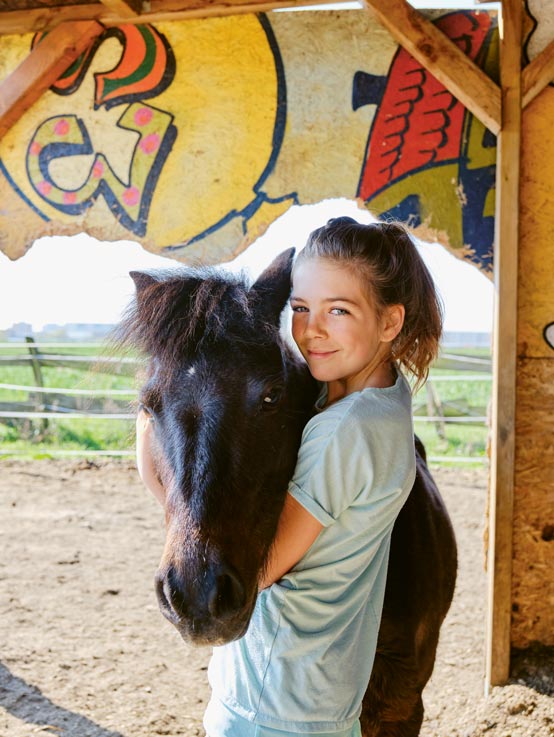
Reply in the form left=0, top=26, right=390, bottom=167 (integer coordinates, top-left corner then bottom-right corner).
left=360, top=651, right=425, bottom=737
left=360, top=696, right=423, bottom=737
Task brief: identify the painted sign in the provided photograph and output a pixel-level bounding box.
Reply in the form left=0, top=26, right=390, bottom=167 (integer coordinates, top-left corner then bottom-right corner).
left=0, top=10, right=498, bottom=270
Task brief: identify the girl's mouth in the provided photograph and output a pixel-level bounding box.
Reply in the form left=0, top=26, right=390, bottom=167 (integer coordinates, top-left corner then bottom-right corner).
left=307, top=350, right=337, bottom=359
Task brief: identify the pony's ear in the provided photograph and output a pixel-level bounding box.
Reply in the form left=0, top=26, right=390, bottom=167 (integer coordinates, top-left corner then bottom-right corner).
left=249, top=248, right=295, bottom=326
left=129, top=270, right=159, bottom=293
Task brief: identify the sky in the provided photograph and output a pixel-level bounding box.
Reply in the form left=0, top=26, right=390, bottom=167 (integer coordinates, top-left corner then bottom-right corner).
left=0, top=199, right=493, bottom=333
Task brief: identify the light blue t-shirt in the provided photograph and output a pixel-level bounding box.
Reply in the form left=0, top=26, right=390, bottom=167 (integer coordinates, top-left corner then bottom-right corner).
left=205, top=371, right=416, bottom=735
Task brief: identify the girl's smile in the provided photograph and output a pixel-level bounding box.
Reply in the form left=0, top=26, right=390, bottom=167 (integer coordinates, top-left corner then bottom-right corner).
left=307, top=349, right=338, bottom=358
left=290, top=257, right=404, bottom=403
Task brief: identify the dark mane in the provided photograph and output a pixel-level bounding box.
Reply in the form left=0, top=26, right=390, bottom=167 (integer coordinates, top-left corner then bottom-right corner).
left=114, top=268, right=277, bottom=367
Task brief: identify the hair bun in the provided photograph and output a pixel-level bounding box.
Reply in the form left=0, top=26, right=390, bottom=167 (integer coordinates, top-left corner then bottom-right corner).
left=326, top=216, right=358, bottom=228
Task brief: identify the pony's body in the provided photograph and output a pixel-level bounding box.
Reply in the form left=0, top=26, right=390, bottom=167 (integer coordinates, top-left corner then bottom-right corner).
left=118, top=250, right=457, bottom=736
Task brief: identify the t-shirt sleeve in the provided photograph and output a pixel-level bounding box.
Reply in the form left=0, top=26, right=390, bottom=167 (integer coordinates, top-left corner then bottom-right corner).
left=288, top=412, right=375, bottom=527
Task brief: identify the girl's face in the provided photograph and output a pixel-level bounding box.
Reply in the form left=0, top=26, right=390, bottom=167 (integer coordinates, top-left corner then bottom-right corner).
left=290, top=257, right=403, bottom=397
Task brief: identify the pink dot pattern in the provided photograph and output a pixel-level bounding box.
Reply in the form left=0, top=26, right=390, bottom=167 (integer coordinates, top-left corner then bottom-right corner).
left=37, top=180, right=52, bottom=196
left=92, top=160, right=104, bottom=179
left=63, top=191, right=77, bottom=205
left=123, top=186, right=140, bottom=206
left=134, top=107, right=153, bottom=127
left=140, top=133, right=160, bottom=155
left=54, top=119, right=70, bottom=136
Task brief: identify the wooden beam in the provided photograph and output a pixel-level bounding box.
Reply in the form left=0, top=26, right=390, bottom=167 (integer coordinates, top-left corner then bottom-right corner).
left=0, top=21, right=103, bottom=141
left=522, top=38, right=554, bottom=108
left=363, top=0, right=501, bottom=135
left=486, top=0, right=522, bottom=690
left=0, top=0, right=331, bottom=35
left=0, top=7, right=104, bottom=36
left=98, top=0, right=143, bottom=17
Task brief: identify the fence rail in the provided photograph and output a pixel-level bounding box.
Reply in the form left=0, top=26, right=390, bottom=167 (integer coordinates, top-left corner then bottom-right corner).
left=0, top=339, right=491, bottom=463
left=0, top=382, right=136, bottom=396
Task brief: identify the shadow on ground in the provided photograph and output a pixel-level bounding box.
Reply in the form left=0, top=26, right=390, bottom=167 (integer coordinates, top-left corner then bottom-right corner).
left=0, top=662, right=126, bottom=737
left=511, top=645, right=554, bottom=697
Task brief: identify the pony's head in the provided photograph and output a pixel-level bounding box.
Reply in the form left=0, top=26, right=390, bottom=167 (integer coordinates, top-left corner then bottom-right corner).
left=117, top=250, right=317, bottom=644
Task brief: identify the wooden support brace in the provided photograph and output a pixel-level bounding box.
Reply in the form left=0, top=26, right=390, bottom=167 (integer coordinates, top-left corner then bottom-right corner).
left=0, top=20, right=103, bottom=141
left=522, top=39, right=554, bottom=108
left=486, top=0, right=522, bottom=690
left=363, top=0, right=501, bottom=135
left=99, top=0, right=143, bottom=17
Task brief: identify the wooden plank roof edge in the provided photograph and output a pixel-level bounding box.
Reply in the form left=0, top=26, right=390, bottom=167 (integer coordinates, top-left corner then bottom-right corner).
left=0, top=0, right=339, bottom=35
left=99, top=0, right=143, bottom=18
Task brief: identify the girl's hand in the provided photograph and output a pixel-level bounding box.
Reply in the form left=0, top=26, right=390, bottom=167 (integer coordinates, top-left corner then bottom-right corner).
left=135, top=407, right=166, bottom=506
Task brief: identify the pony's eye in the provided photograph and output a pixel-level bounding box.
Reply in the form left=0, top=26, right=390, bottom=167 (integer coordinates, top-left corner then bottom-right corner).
left=262, top=387, right=283, bottom=409
left=139, top=390, right=162, bottom=416
left=138, top=402, right=154, bottom=418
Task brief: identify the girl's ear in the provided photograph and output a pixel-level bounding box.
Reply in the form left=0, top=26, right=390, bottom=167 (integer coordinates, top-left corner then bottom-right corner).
left=381, top=304, right=405, bottom=343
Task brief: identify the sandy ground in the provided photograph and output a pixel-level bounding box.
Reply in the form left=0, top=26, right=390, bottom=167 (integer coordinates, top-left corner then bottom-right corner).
left=0, top=460, right=553, bottom=737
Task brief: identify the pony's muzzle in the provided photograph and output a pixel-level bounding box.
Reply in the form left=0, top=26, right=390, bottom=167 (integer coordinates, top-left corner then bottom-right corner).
left=155, top=561, right=247, bottom=627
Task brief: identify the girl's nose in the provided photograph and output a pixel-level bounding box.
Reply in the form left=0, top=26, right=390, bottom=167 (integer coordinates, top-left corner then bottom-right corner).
left=304, top=312, right=326, bottom=339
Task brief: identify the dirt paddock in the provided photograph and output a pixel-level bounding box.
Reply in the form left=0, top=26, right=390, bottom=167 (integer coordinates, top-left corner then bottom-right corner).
left=1, top=460, right=553, bottom=737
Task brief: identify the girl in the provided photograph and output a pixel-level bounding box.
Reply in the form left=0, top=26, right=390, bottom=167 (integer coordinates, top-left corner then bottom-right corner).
left=136, top=217, right=443, bottom=737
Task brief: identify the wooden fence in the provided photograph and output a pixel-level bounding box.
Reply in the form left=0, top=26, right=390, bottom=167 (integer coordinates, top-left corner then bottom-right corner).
left=0, top=338, right=137, bottom=418
left=0, top=339, right=492, bottom=461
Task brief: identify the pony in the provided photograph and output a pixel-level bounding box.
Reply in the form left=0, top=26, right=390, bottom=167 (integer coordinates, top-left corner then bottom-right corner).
left=116, top=249, right=457, bottom=736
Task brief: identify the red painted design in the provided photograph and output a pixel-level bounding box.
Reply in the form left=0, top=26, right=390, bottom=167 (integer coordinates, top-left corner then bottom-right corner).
left=358, top=12, right=491, bottom=201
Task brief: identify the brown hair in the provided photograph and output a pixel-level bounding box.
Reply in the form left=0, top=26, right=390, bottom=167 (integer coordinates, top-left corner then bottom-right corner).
left=294, top=217, right=443, bottom=389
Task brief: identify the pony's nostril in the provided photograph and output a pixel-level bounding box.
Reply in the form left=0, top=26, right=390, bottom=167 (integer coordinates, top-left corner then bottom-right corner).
left=208, top=568, right=246, bottom=620
left=155, top=567, right=185, bottom=625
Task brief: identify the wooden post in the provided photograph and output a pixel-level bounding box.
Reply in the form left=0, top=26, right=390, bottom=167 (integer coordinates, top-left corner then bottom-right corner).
left=25, top=336, right=48, bottom=432
left=426, top=381, right=447, bottom=442
left=486, top=0, right=522, bottom=690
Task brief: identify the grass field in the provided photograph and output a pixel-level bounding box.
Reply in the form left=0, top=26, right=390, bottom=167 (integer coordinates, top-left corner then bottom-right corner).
left=0, top=343, right=138, bottom=455
left=0, top=343, right=491, bottom=464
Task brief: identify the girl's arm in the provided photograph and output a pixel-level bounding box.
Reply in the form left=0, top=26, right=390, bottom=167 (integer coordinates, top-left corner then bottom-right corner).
left=135, top=408, right=166, bottom=506
left=259, top=493, right=323, bottom=589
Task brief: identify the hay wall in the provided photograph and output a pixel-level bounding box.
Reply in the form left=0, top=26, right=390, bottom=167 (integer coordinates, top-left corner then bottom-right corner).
left=513, top=84, right=554, bottom=648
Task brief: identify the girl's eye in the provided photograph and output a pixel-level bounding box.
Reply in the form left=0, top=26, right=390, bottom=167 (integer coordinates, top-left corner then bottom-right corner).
left=330, top=307, right=349, bottom=316
left=291, top=305, right=308, bottom=313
